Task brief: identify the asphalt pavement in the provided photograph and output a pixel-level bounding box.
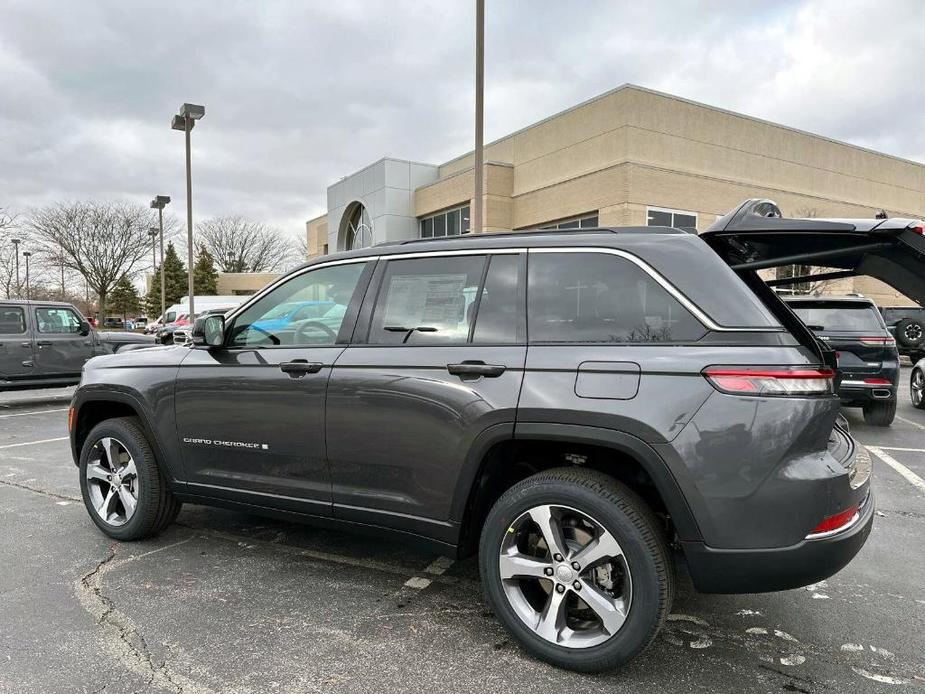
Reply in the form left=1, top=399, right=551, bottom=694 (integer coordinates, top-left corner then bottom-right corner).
left=1, top=373, right=923, bottom=693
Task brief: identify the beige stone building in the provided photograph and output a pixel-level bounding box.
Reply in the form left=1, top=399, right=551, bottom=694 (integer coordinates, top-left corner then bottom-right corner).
left=305, top=84, right=925, bottom=306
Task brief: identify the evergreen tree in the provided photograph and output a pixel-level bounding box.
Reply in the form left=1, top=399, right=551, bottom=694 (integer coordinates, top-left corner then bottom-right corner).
left=145, top=242, right=187, bottom=318
left=193, top=244, right=218, bottom=295
left=109, top=275, right=141, bottom=319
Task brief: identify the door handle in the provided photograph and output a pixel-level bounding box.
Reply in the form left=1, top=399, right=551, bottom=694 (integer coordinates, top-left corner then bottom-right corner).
left=36, top=340, right=53, bottom=347
left=20, top=342, right=31, bottom=348
left=446, top=361, right=506, bottom=378
left=279, top=360, right=323, bottom=377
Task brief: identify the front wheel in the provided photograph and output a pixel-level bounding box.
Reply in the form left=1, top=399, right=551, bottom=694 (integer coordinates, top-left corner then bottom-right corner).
left=79, top=417, right=182, bottom=541
left=863, top=398, right=896, bottom=426
left=479, top=468, right=673, bottom=672
left=912, top=369, right=925, bottom=410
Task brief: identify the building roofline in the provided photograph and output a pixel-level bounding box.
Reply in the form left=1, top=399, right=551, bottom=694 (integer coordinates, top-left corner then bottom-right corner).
left=439, top=83, right=925, bottom=171
left=329, top=156, right=439, bottom=187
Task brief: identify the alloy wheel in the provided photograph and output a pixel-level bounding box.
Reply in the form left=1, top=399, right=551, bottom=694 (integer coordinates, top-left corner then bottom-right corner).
left=912, top=370, right=925, bottom=407
left=904, top=323, right=923, bottom=341
left=499, top=504, right=632, bottom=649
left=85, top=437, right=139, bottom=527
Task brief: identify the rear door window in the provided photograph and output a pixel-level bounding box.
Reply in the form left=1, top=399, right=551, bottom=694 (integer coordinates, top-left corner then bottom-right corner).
left=527, top=251, right=706, bottom=343
left=789, top=302, right=884, bottom=332
left=0, top=307, right=26, bottom=334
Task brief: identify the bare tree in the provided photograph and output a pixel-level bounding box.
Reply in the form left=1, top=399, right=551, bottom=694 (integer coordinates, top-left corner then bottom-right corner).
left=0, top=207, right=24, bottom=299
left=195, top=216, right=294, bottom=273
left=27, top=201, right=159, bottom=316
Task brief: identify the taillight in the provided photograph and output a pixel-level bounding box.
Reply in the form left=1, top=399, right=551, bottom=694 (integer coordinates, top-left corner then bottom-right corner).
left=909, top=222, right=925, bottom=235
left=703, top=366, right=835, bottom=396
left=863, top=377, right=892, bottom=385
left=808, top=505, right=858, bottom=536
left=858, top=336, right=895, bottom=346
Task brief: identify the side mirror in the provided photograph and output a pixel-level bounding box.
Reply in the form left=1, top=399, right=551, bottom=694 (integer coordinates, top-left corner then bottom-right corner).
left=78, top=321, right=91, bottom=337
left=192, top=314, right=225, bottom=347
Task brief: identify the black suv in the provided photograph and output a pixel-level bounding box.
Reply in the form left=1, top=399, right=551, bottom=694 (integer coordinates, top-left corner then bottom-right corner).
left=68, top=200, right=925, bottom=671
left=784, top=296, right=899, bottom=426
left=879, top=306, right=925, bottom=363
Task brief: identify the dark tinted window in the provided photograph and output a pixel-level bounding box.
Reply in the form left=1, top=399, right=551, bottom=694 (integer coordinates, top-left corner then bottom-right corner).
left=646, top=210, right=672, bottom=227
left=789, top=302, right=884, bottom=332
left=472, top=254, right=523, bottom=344
left=528, top=252, right=706, bottom=343
left=368, top=255, right=484, bottom=344
left=0, top=307, right=25, bottom=334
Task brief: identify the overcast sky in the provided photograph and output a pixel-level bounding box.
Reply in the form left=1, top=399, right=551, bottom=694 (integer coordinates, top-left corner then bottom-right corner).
left=1, top=0, right=922, bottom=240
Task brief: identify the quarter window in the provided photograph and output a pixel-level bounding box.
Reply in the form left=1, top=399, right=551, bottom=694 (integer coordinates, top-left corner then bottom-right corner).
left=35, top=307, right=82, bottom=334
left=419, top=205, right=470, bottom=239
left=527, top=252, right=706, bottom=343
left=368, top=256, right=484, bottom=344
left=0, top=307, right=26, bottom=334
left=646, top=207, right=697, bottom=231
left=229, top=262, right=367, bottom=347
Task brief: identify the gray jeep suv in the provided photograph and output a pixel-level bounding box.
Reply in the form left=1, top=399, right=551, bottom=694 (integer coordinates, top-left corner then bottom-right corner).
left=68, top=200, right=925, bottom=671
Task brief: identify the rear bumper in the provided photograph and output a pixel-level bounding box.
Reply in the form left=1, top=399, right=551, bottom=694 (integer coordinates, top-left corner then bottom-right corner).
left=681, top=488, right=874, bottom=593
left=838, top=380, right=895, bottom=402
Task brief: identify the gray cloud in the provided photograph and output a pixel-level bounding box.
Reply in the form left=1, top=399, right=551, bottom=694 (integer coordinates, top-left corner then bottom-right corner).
left=1, top=0, right=922, bottom=240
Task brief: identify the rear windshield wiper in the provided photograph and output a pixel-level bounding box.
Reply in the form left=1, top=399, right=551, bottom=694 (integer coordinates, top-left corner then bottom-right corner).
left=384, top=325, right=438, bottom=344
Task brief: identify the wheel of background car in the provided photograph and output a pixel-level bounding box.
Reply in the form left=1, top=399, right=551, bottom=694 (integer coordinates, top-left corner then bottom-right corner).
left=894, top=318, right=925, bottom=349
left=294, top=320, right=337, bottom=343
left=912, top=369, right=925, bottom=410
left=78, top=416, right=182, bottom=541
left=862, top=398, right=896, bottom=427
left=479, top=467, right=673, bottom=672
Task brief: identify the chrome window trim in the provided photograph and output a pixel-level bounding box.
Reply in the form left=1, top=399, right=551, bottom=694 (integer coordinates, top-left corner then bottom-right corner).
left=224, top=245, right=782, bottom=334
left=528, top=247, right=783, bottom=333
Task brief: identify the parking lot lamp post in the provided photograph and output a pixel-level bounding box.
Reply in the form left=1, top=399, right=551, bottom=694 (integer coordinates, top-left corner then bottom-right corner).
left=22, top=251, right=31, bottom=300
left=11, top=238, right=20, bottom=297
left=149, top=195, right=171, bottom=321
left=148, top=228, right=159, bottom=301
left=171, top=103, right=204, bottom=318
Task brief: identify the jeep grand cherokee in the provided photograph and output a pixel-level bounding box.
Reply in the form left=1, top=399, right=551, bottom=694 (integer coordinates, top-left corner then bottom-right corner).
left=67, top=200, right=925, bottom=671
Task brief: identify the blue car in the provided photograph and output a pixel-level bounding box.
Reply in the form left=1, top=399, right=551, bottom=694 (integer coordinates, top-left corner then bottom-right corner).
left=251, top=300, right=335, bottom=333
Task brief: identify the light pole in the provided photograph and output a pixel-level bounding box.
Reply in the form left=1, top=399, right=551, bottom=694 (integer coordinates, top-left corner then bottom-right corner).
left=148, top=228, right=159, bottom=295
left=22, top=251, right=31, bottom=300
left=472, top=0, right=485, bottom=235
left=171, top=103, right=204, bottom=318
left=11, top=238, right=20, bottom=297
left=150, top=195, right=171, bottom=321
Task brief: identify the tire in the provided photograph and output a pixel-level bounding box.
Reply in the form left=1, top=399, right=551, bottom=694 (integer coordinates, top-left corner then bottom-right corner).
left=911, top=368, right=925, bottom=410
left=862, top=398, right=896, bottom=426
left=909, top=351, right=925, bottom=365
left=78, top=416, right=182, bottom=541
left=895, top=318, right=925, bottom=350
left=479, top=467, right=673, bottom=672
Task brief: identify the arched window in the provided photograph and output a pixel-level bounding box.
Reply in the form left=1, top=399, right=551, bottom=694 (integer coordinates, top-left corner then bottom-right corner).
left=345, top=204, right=373, bottom=250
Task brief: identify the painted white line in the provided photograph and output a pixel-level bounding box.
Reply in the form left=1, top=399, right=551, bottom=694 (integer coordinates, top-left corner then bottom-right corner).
left=0, top=436, right=68, bottom=450
left=869, top=446, right=925, bottom=495
left=403, top=576, right=432, bottom=589
left=424, top=556, right=455, bottom=575
left=895, top=415, right=925, bottom=432
left=0, top=408, right=68, bottom=419
left=861, top=445, right=925, bottom=453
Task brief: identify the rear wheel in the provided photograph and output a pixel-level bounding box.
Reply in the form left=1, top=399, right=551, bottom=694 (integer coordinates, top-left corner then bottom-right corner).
left=911, top=369, right=925, bottom=410
left=479, top=468, right=672, bottom=672
left=862, top=398, right=896, bottom=426
left=79, top=417, right=182, bottom=541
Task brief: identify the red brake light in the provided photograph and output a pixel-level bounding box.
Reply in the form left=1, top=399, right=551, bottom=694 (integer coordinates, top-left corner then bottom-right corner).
left=809, top=505, right=858, bottom=535
left=703, top=366, right=835, bottom=396
left=910, top=222, right=925, bottom=235
left=863, top=377, right=892, bottom=385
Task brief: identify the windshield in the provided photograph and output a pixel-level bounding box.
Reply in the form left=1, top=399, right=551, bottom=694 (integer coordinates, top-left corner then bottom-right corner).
left=789, top=302, right=884, bottom=332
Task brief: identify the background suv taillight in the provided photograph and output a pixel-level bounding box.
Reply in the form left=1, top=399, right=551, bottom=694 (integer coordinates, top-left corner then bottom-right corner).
left=857, top=336, right=895, bottom=346
left=703, top=366, right=835, bottom=396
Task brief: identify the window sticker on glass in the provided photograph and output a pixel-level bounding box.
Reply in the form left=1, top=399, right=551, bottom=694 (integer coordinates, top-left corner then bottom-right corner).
left=384, top=274, right=468, bottom=330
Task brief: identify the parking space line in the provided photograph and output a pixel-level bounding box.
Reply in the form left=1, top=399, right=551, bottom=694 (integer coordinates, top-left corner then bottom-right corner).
left=0, top=436, right=68, bottom=450
left=0, top=408, right=68, bottom=419
left=869, top=446, right=925, bottom=495
left=864, top=445, right=925, bottom=453
left=895, top=415, right=925, bottom=432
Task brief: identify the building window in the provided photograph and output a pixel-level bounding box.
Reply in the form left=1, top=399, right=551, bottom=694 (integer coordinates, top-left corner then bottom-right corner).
left=646, top=207, right=697, bottom=231
left=345, top=203, right=374, bottom=250
left=539, top=213, right=599, bottom=230
left=420, top=204, right=470, bottom=239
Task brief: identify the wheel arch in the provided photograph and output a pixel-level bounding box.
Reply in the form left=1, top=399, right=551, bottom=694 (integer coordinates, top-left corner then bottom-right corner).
left=453, top=422, right=701, bottom=556
left=71, top=390, right=176, bottom=483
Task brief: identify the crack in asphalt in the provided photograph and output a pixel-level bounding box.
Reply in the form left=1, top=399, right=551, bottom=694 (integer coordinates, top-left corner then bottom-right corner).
left=0, top=477, right=80, bottom=502
left=75, top=541, right=217, bottom=694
